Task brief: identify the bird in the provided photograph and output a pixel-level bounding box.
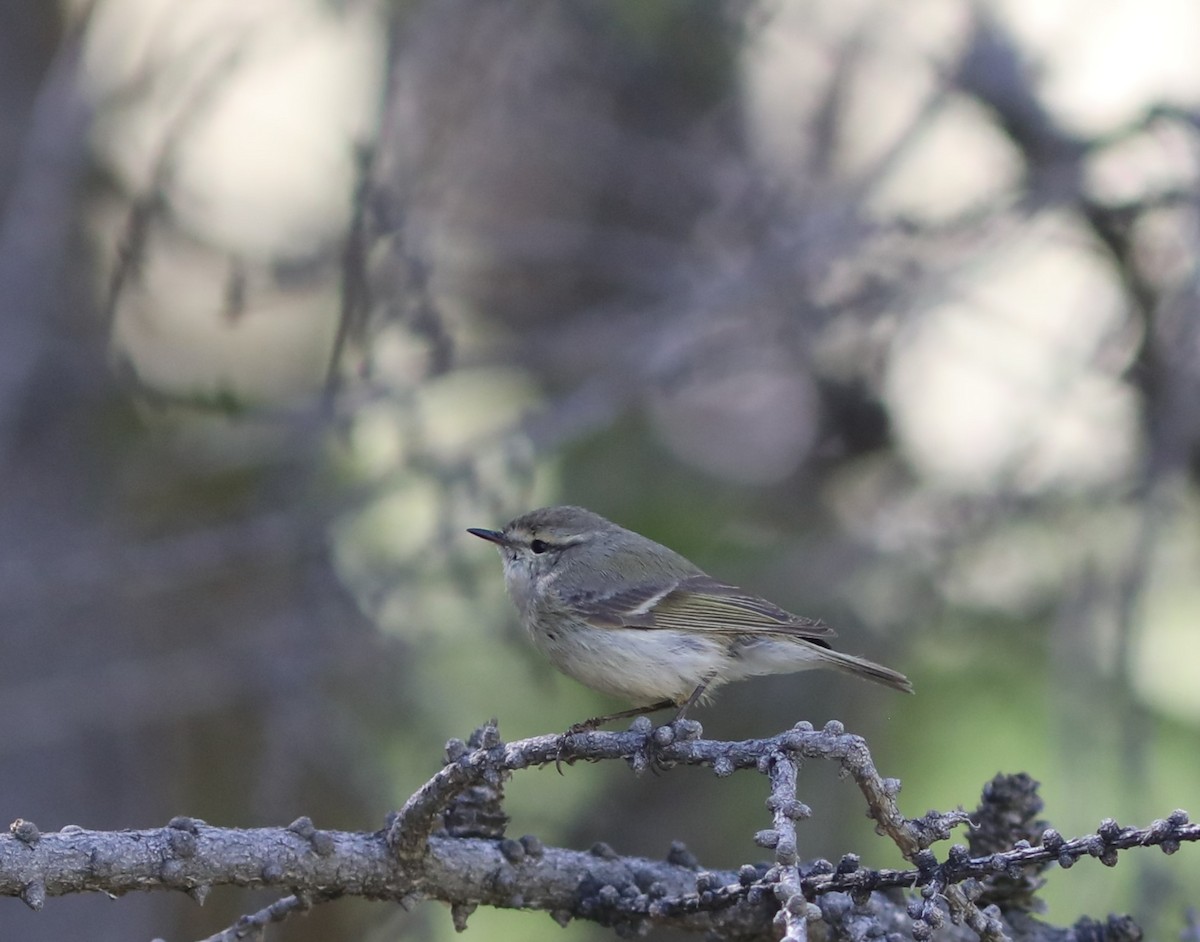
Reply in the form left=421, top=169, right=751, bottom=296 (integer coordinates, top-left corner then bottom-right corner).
left=469, top=505, right=912, bottom=729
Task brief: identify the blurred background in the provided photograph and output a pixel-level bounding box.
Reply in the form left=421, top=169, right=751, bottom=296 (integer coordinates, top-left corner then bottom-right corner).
left=1, top=0, right=1198, bottom=939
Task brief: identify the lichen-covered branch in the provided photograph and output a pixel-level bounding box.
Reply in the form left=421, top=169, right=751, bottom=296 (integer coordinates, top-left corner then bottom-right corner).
left=762, top=750, right=812, bottom=941
left=0, top=722, right=1193, bottom=942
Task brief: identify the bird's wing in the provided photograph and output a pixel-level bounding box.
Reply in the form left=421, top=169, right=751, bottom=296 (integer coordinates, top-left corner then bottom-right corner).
left=568, top=574, right=837, bottom=642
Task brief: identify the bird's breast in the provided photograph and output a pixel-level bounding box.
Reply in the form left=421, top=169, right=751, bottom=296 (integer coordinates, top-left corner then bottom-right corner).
left=526, top=615, right=729, bottom=706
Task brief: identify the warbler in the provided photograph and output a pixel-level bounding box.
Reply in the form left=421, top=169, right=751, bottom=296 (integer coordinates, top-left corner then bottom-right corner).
left=469, top=505, right=912, bottom=728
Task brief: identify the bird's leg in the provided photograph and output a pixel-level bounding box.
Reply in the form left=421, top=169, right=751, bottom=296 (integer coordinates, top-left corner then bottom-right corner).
left=672, top=675, right=714, bottom=723
left=553, top=700, right=675, bottom=775
left=557, top=681, right=714, bottom=774
left=565, top=699, right=675, bottom=736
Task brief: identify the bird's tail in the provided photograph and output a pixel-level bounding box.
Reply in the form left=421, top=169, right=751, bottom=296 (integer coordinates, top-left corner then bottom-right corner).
left=816, top=647, right=914, bottom=693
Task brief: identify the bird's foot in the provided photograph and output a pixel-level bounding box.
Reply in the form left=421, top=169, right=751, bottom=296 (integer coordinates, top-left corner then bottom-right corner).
left=552, top=715, right=605, bottom=774
left=566, top=698, right=675, bottom=736
left=565, top=717, right=601, bottom=737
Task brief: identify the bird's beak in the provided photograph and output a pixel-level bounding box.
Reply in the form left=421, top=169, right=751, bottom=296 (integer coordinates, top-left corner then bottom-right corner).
left=467, top=527, right=508, bottom=546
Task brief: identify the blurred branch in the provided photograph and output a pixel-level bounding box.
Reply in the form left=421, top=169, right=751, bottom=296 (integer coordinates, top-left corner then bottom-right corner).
left=0, top=19, right=92, bottom=461
left=953, top=10, right=1200, bottom=805
left=0, top=723, right=1192, bottom=940
left=954, top=9, right=1200, bottom=412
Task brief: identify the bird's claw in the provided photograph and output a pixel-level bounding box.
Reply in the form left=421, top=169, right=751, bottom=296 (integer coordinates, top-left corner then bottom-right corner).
left=552, top=732, right=576, bottom=775
left=552, top=717, right=603, bottom=774
left=565, top=719, right=599, bottom=737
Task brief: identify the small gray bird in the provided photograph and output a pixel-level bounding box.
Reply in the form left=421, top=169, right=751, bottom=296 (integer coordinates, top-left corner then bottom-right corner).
left=469, top=506, right=912, bottom=729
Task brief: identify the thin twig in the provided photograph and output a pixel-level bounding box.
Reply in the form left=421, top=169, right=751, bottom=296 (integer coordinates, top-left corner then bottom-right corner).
left=192, top=892, right=318, bottom=942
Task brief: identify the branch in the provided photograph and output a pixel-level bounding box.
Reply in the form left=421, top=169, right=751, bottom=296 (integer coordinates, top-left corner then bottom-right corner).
left=762, top=749, right=814, bottom=941
left=0, top=723, right=1193, bottom=941
left=387, top=719, right=963, bottom=861
left=190, top=892, right=317, bottom=942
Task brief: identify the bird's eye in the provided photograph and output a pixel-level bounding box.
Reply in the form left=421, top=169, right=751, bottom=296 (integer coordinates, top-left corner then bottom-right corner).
left=530, top=539, right=549, bottom=554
